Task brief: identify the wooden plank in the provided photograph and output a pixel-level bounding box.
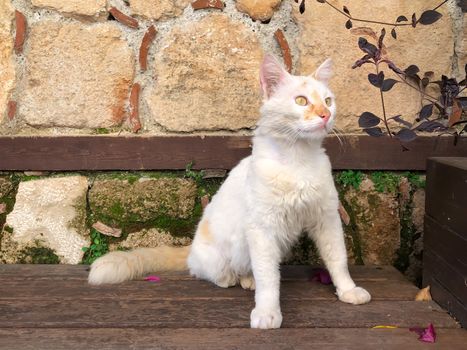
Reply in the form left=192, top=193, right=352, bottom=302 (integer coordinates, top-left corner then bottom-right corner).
left=0, top=299, right=458, bottom=329
left=426, top=157, right=467, bottom=234
left=424, top=272, right=467, bottom=328
left=423, top=250, right=467, bottom=307
left=0, top=135, right=465, bottom=171
left=0, top=278, right=419, bottom=302
left=1, top=328, right=466, bottom=350
left=424, top=215, right=467, bottom=276
left=0, top=264, right=409, bottom=282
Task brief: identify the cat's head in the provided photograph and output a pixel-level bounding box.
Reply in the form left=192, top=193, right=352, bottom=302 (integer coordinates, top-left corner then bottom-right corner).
left=257, top=54, right=336, bottom=142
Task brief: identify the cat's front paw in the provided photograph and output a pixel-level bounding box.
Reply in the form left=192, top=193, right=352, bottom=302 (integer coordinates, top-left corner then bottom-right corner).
left=338, top=286, right=371, bottom=305
left=250, top=307, right=283, bottom=329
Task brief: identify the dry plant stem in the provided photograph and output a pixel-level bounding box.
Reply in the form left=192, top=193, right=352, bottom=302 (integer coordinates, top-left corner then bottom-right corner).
left=323, top=0, right=448, bottom=27
left=323, top=0, right=410, bottom=27
left=376, top=64, right=392, bottom=137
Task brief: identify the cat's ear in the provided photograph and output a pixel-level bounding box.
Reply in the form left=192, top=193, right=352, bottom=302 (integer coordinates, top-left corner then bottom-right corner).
left=259, top=54, right=290, bottom=99
left=312, top=58, right=333, bottom=84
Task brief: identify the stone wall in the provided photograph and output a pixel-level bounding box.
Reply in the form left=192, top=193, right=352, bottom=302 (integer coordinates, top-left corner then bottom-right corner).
left=0, top=170, right=426, bottom=284
left=0, top=0, right=464, bottom=134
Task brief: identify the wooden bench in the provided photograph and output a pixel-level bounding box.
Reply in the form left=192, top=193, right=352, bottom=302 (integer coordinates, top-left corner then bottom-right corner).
left=0, top=265, right=465, bottom=349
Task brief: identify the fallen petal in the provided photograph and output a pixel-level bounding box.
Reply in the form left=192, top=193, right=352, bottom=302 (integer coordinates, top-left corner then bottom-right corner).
left=310, top=268, right=332, bottom=285
left=410, top=323, right=436, bottom=343
left=415, top=286, right=432, bottom=301
left=0, top=203, right=6, bottom=214
left=144, top=275, right=161, bottom=283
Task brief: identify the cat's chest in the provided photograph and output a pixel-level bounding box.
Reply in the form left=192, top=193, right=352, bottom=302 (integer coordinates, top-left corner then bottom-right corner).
left=254, top=158, right=332, bottom=204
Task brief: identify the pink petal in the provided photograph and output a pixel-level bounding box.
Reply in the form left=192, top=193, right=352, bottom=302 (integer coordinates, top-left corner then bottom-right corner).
left=310, top=268, right=332, bottom=285
left=144, top=275, right=161, bottom=282
left=410, top=323, right=436, bottom=343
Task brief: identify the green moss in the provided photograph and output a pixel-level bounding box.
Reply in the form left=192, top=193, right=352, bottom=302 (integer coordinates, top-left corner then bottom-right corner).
left=405, top=172, right=426, bottom=189
left=109, top=201, right=125, bottom=218
left=335, top=170, right=364, bottom=190
left=95, top=128, right=110, bottom=135
left=341, top=197, right=364, bottom=265
left=17, top=244, right=60, bottom=264
left=370, top=172, right=400, bottom=193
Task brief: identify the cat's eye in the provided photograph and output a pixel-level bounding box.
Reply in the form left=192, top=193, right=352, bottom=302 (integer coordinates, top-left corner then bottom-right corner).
left=295, top=96, right=308, bottom=106
left=325, top=97, right=332, bottom=106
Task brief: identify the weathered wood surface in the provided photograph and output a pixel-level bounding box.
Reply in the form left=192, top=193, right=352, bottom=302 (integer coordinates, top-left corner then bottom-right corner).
left=0, top=135, right=465, bottom=171
left=1, top=328, right=467, bottom=350
left=0, top=265, right=465, bottom=350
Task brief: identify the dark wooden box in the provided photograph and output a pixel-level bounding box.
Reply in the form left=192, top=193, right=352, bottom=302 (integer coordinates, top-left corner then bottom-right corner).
left=423, top=157, right=467, bottom=327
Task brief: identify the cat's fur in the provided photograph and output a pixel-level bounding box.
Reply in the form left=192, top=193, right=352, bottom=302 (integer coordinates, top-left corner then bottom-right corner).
left=88, top=55, right=371, bottom=329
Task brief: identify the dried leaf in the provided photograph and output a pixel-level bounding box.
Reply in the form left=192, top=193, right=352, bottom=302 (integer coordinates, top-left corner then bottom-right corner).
left=405, top=65, right=420, bottom=77
left=372, top=325, right=398, bottom=329
left=310, top=268, right=332, bottom=285
left=392, top=115, right=412, bottom=128
left=92, top=221, right=122, bottom=238
left=395, top=128, right=417, bottom=142
left=411, top=13, right=417, bottom=27
left=345, top=19, right=352, bottom=29
left=410, top=323, right=436, bottom=343
left=414, top=120, right=445, bottom=132
left=419, top=10, right=442, bottom=25
left=144, top=275, right=161, bottom=283
left=419, top=104, right=433, bottom=120
left=391, top=28, right=397, bottom=39
left=364, top=127, right=384, bottom=137
left=352, top=54, right=372, bottom=69
left=378, top=28, right=386, bottom=49
left=299, top=0, right=305, bottom=13
left=358, top=37, right=378, bottom=57
left=396, top=15, right=408, bottom=22
left=338, top=201, right=350, bottom=225
left=201, top=195, right=210, bottom=210
left=415, top=286, right=432, bottom=301
left=343, top=5, right=350, bottom=15
left=359, top=112, right=380, bottom=128
left=381, top=79, right=398, bottom=91
left=449, top=99, right=462, bottom=127
left=350, top=27, right=377, bottom=40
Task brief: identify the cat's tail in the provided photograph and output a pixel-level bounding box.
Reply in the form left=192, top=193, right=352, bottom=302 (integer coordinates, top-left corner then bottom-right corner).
left=88, top=245, right=191, bottom=285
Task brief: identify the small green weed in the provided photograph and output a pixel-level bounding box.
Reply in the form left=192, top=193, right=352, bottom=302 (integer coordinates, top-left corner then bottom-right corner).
left=336, top=170, right=364, bottom=190
left=81, top=228, right=110, bottom=264
left=185, top=162, right=205, bottom=184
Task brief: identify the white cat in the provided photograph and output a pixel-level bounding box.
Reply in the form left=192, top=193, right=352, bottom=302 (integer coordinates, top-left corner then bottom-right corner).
left=88, top=55, right=371, bottom=329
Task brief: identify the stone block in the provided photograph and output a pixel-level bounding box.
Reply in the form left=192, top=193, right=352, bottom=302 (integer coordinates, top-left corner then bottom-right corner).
left=19, top=22, right=135, bottom=129
left=144, top=14, right=263, bottom=132
left=31, top=0, right=107, bottom=20
left=236, top=0, right=282, bottom=22
left=89, top=177, right=197, bottom=227
left=0, top=0, right=15, bottom=122
left=109, top=228, right=192, bottom=251
left=1, top=176, right=89, bottom=264
left=130, top=0, right=191, bottom=20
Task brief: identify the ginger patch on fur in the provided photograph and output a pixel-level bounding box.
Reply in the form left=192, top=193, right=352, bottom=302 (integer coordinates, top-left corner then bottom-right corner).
left=199, top=220, right=214, bottom=242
